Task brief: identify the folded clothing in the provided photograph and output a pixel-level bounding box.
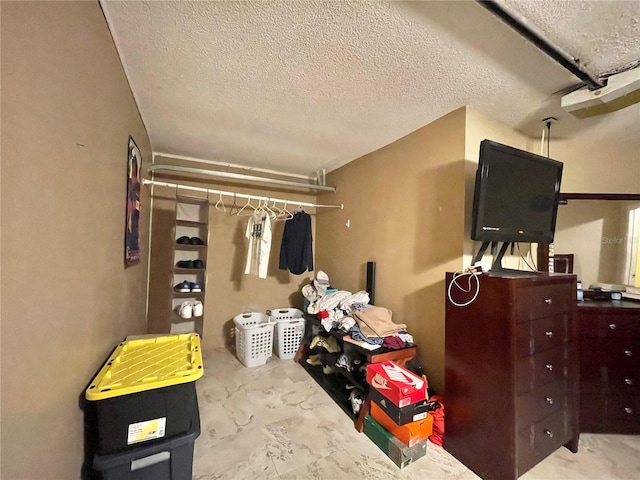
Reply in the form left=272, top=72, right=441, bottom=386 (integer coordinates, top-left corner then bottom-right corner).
left=353, top=306, right=406, bottom=338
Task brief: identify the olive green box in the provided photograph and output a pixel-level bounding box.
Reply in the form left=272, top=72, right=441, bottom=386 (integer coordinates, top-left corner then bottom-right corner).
left=363, top=415, right=427, bottom=469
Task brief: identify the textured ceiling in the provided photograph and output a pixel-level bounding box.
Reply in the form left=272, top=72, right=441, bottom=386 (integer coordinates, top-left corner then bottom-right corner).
left=101, top=0, right=640, bottom=175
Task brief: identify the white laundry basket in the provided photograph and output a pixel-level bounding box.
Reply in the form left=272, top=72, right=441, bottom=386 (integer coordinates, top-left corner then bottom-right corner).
left=270, top=308, right=305, bottom=360
left=233, top=312, right=275, bottom=367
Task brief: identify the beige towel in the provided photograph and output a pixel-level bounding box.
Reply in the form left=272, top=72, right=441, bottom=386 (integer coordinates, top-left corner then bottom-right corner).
left=353, top=306, right=406, bottom=338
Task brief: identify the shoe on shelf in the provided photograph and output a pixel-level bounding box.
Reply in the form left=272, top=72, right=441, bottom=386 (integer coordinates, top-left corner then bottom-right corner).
left=192, top=301, right=203, bottom=317
left=310, top=335, right=340, bottom=353
left=306, top=354, right=322, bottom=366
left=174, top=280, right=191, bottom=293
left=349, top=389, right=364, bottom=415
left=192, top=259, right=205, bottom=269
left=178, top=301, right=192, bottom=319
left=190, top=236, right=205, bottom=246
left=176, top=260, right=194, bottom=269
left=189, top=282, right=202, bottom=293
left=176, top=236, right=191, bottom=245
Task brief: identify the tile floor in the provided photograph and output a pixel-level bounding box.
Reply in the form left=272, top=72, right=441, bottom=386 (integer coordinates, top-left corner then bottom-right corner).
left=193, top=347, right=640, bottom=479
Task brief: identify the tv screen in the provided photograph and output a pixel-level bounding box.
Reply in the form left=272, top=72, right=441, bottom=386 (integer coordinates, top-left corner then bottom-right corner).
left=471, top=140, right=563, bottom=244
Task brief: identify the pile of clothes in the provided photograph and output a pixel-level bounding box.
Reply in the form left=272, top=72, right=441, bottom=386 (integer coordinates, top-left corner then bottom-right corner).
left=302, top=271, right=414, bottom=350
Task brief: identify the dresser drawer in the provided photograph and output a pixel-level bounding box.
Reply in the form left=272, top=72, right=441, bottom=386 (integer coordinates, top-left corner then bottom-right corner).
left=580, top=338, right=640, bottom=368
left=606, top=369, right=640, bottom=394
left=516, top=283, right=574, bottom=322
left=607, top=395, right=640, bottom=430
left=517, top=380, right=567, bottom=428
left=580, top=394, right=640, bottom=434
left=578, top=313, right=640, bottom=338
left=517, top=345, right=569, bottom=395
left=516, top=314, right=569, bottom=357
left=579, top=365, right=639, bottom=395
left=518, top=409, right=572, bottom=475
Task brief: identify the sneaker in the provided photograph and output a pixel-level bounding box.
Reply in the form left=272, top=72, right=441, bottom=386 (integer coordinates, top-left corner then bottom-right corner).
left=189, top=282, right=202, bottom=293
left=192, top=301, right=203, bottom=317
left=176, top=236, right=190, bottom=245
left=349, top=389, right=364, bottom=415
left=176, top=260, right=194, bottom=269
left=174, top=280, right=191, bottom=293
left=190, top=237, right=205, bottom=246
left=178, top=301, right=192, bottom=319
left=310, top=335, right=339, bottom=353
left=192, top=259, right=205, bottom=269
left=306, top=354, right=322, bottom=366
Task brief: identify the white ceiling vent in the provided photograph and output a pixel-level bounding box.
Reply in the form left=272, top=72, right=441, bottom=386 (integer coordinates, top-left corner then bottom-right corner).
left=561, top=67, right=640, bottom=118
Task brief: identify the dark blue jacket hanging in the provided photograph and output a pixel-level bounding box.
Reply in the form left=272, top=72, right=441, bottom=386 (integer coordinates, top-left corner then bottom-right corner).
left=279, top=211, right=313, bottom=274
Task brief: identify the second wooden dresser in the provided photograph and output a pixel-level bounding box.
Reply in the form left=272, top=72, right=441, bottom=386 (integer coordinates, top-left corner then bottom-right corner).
left=445, top=272, right=579, bottom=480
left=577, top=300, right=640, bottom=434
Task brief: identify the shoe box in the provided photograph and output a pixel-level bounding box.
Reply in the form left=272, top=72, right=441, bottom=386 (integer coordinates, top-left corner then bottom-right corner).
left=370, top=401, right=433, bottom=448
left=363, top=415, right=427, bottom=469
left=368, top=387, right=431, bottom=425
left=365, top=361, right=427, bottom=408
left=85, top=334, right=203, bottom=455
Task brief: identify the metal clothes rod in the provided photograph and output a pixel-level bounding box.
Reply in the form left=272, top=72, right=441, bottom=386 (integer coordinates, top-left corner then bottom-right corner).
left=146, top=164, right=336, bottom=192
left=142, top=179, right=343, bottom=210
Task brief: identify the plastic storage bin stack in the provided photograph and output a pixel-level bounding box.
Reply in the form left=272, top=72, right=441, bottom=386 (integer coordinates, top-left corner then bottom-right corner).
left=85, top=333, right=204, bottom=479
left=271, top=308, right=305, bottom=359
left=92, top=398, right=201, bottom=480
left=233, top=312, right=275, bottom=367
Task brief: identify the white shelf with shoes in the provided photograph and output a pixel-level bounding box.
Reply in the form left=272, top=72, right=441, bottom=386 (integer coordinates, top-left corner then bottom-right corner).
left=171, top=196, right=209, bottom=337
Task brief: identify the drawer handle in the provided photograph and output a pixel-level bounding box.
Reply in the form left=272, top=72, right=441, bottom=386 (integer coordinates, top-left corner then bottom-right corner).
left=544, top=298, right=553, bottom=305
left=544, top=429, right=554, bottom=438
left=625, top=378, right=634, bottom=385
left=545, top=364, right=554, bottom=371
left=625, top=407, right=633, bottom=415
left=545, top=396, right=554, bottom=405
left=545, top=331, right=554, bottom=338
left=609, top=323, right=617, bottom=330
left=625, top=350, right=633, bottom=356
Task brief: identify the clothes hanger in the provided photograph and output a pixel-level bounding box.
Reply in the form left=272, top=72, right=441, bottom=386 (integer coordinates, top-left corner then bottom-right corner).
left=268, top=198, right=283, bottom=218
left=228, top=193, right=239, bottom=216
left=215, top=192, right=226, bottom=213
left=276, top=200, right=294, bottom=221
left=262, top=198, right=277, bottom=219
left=236, top=197, right=257, bottom=216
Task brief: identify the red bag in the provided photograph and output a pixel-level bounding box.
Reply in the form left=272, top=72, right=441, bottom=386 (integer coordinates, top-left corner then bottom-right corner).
left=428, top=395, right=444, bottom=446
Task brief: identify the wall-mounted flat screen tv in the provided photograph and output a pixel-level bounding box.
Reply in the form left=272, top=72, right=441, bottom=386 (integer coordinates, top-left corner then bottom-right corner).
left=471, top=140, right=563, bottom=244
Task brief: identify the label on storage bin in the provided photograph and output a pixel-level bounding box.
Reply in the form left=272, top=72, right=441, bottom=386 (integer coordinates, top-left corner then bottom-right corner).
left=127, top=417, right=166, bottom=445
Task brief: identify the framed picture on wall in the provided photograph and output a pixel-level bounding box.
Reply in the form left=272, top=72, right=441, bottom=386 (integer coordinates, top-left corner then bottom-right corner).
left=125, top=136, right=141, bottom=266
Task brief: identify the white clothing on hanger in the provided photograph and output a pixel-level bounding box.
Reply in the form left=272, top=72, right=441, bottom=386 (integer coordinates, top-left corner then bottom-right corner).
left=244, top=210, right=272, bottom=279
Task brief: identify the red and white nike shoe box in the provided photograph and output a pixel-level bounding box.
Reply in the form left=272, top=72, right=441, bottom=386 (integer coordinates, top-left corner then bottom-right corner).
left=366, top=361, right=427, bottom=408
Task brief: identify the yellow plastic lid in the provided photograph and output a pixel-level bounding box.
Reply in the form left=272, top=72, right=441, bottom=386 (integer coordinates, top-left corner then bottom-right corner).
left=86, top=333, right=203, bottom=401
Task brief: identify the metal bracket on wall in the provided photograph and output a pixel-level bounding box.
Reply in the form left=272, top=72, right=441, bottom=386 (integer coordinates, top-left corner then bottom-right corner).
left=146, top=164, right=336, bottom=192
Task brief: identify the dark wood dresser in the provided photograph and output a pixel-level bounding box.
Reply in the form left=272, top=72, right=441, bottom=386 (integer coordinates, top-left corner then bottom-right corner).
left=445, top=272, right=579, bottom=480
left=577, top=300, right=640, bottom=434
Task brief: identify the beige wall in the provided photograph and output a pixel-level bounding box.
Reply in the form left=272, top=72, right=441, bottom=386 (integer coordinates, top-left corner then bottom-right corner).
left=549, top=129, right=640, bottom=195
left=147, top=156, right=319, bottom=352
left=316, top=108, right=467, bottom=392
left=1, top=2, right=151, bottom=478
